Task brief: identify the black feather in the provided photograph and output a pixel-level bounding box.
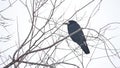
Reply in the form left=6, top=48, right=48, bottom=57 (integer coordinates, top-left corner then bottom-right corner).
left=67, top=20, right=90, bottom=54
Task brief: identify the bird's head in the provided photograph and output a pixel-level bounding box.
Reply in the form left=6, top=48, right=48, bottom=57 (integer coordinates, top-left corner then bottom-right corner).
left=68, top=20, right=77, bottom=25
left=63, top=20, right=77, bottom=25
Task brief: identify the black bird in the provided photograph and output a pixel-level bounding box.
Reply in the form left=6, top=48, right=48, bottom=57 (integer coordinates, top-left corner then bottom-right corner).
left=64, top=20, right=90, bottom=54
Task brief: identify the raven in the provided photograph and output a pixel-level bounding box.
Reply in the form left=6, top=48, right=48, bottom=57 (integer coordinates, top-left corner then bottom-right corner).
left=64, top=20, right=90, bottom=54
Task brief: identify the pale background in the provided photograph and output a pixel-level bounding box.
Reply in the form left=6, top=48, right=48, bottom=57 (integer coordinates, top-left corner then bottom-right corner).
left=0, top=0, right=120, bottom=68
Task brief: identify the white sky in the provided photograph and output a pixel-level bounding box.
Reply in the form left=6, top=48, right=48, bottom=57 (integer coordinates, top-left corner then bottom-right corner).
left=0, top=0, right=120, bottom=68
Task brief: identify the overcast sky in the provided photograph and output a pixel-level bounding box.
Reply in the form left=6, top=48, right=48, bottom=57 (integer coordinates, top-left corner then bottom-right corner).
left=0, top=0, right=120, bottom=68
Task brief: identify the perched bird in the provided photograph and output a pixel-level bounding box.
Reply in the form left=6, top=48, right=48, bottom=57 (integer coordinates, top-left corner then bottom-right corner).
left=64, top=20, right=90, bottom=54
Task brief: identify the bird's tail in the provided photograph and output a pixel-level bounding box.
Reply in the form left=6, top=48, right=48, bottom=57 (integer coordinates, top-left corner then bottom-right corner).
left=80, top=42, right=90, bottom=54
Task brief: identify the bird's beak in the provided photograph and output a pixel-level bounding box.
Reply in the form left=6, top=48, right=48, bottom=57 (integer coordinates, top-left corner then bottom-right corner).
left=63, top=23, right=68, bottom=25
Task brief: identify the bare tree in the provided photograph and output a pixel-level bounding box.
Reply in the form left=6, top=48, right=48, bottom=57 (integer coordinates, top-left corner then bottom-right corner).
left=0, top=0, right=120, bottom=68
